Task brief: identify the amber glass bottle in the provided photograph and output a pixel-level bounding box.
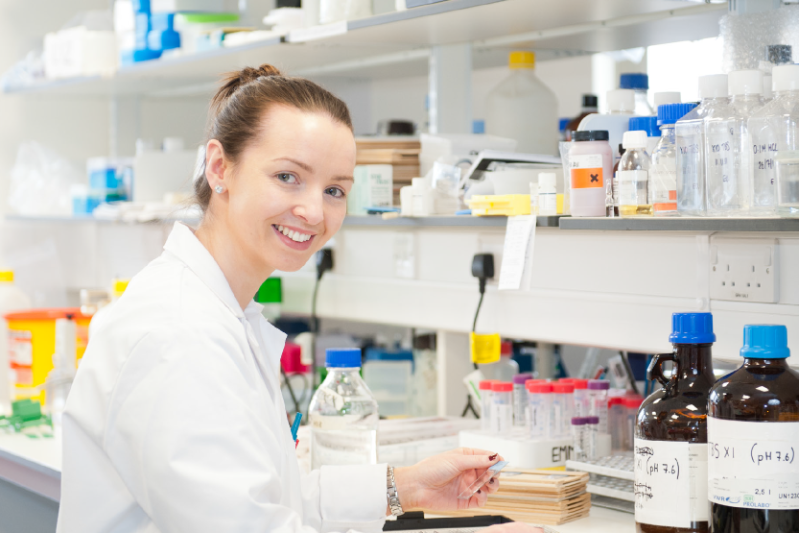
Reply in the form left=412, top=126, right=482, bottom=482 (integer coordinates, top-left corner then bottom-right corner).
left=635, top=313, right=715, bottom=533
left=708, top=325, right=799, bottom=533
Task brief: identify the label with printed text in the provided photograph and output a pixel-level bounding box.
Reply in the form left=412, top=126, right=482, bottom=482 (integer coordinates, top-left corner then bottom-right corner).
left=634, top=438, right=709, bottom=528
left=570, top=154, right=604, bottom=189
left=708, top=417, right=799, bottom=510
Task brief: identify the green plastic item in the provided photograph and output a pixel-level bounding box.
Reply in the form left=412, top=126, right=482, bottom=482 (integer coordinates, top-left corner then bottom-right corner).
left=0, top=399, right=52, bottom=433
left=256, top=278, right=282, bottom=304
left=177, top=13, right=239, bottom=24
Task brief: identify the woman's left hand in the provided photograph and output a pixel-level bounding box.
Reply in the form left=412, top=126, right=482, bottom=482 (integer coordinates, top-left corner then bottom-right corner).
left=393, top=448, right=503, bottom=512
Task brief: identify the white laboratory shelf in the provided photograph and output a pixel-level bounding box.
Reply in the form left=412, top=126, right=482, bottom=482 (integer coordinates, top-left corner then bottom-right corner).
left=3, top=0, right=725, bottom=96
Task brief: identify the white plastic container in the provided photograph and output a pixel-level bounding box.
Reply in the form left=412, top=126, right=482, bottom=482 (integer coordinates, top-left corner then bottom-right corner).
left=587, top=380, right=610, bottom=434
left=491, top=382, right=513, bottom=435
left=0, top=272, right=31, bottom=415
left=749, top=65, right=799, bottom=217
left=537, top=173, right=558, bottom=215
left=705, top=70, right=763, bottom=216
left=486, top=51, right=558, bottom=156
left=675, top=74, right=729, bottom=216
left=527, top=381, right=551, bottom=439
left=653, top=92, right=681, bottom=108
left=578, top=89, right=637, bottom=161
left=568, top=130, right=613, bottom=217
left=479, top=380, right=494, bottom=432
left=309, top=348, right=379, bottom=469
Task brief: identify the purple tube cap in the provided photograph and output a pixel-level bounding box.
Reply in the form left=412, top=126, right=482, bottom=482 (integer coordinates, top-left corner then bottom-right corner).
left=571, top=417, right=587, bottom=425
left=512, top=373, right=532, bottom=384
left=587, top=380, right=610, bottom=390
left=585, top=416, right=599, bottom=424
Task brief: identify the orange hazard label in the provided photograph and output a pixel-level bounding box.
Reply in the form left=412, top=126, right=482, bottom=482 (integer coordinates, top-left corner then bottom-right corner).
left=571, top=167, right=603, bottom=189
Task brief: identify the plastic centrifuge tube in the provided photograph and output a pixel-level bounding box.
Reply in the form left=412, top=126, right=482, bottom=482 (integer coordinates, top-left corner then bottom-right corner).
left=479, top=380, right=494, bottom=432
left=491, top=382, right=513, bottom=435
left=587, top=380, right=610, bottom=433
left=512, top=374, right=531, bottom=429
left=551, top=382, right=575, bottom=438
left=571, top=417, right=588, bottom=461
left=527, top=381, right=552, bottom=439
left=585, top=416, right=599, bottom=460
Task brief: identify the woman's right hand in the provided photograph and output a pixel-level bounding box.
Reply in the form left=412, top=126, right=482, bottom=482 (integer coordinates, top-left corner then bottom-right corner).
left=481, top=523, right=544, bottom=533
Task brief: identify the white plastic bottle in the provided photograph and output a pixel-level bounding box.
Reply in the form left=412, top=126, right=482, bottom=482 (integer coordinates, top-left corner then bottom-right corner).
left=309, top=348, right=378, bottom=469
left=89, top=279, right=129, bottom=338
left=578, top=89, right=637, bottom=162
left=617, top=130, right=652, bottom=217
left=620, top=73, right=655, bottom=116
left=486, top=51, right=558, bottom=156
left=705, top=70, right=763, bottom=216
left=749, top=64, right=799, bottom=217
left=675, top=74, right=729, bottom=216
left=653, top=92, right=681, bottom=109
left=537, top=173, right=558, bottom=215
left=568, top=130, right=613, bottom=217
left=0, top=271, right=32, bottom=414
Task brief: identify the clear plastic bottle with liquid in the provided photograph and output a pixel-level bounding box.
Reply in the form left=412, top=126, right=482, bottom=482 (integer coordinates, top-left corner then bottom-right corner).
left=618, top=130, right=652, bottom=216
left=650, top=103, right=697, bottom=216
left=620, top=73, right=655, bottom=116
left=675, top=74, right=729, bottom=216
left=708, top=325, right=799, bottom=533
left=635, top=313, right=716, bottom=533
left=749, top=64, right=799, bottom=217
left=486, top=51, right=558, bottom=155
left=309, top=348, right=379, bottom=469
left=705, top=70, right=763, bottom=216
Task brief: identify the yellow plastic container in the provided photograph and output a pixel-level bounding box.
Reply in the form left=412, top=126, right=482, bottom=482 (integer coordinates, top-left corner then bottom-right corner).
left=5, top=308, right=91, bottom=405
left=468, top=194, right=531, bottom=216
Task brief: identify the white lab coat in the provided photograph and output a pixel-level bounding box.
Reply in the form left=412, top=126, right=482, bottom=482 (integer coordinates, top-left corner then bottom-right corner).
left=57, top=222, right=388, bottom=533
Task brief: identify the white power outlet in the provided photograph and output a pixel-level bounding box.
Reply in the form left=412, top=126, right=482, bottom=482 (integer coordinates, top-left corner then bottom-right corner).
left=709, top=237, right=779, bottom=303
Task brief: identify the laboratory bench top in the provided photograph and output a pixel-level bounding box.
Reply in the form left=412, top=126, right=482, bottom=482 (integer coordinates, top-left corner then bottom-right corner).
left=0, top=432, right=634, bottom=531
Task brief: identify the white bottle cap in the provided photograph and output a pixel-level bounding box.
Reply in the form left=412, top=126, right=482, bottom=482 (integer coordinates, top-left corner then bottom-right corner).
left=773, top=64, right=799, bottom=92
left=607, top=89, right=635, bottom=113
left=653, top=92, right=681, bottom=107
left=698, top=74, right=728, bottom=99
left=622, top=130, right=648, bottom=149
left=763, top=74, right=773, bottom=98
left=538, top=173, right=556, bottom=189
left=729, top=70, right=763, bottom=96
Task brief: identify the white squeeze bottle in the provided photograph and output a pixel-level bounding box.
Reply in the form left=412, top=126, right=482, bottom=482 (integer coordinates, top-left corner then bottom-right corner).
left=0, top=271, right=32, bottom=415
left=486, top=51, right=559, bottom=156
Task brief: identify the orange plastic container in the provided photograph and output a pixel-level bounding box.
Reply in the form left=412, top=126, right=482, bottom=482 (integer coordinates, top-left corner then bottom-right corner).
left=5, top=308, right=91, bottom=405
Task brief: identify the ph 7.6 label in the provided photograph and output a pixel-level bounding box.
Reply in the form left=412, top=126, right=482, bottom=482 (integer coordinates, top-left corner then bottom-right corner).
left=707, top=417, right=799, bottom=510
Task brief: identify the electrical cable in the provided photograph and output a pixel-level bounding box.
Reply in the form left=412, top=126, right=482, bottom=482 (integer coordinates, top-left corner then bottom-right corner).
left=310, top=249, right=334, bottom=391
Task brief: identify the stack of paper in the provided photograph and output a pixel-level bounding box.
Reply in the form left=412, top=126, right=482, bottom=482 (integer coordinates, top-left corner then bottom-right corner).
left=427, top=469, right=590, bottom=525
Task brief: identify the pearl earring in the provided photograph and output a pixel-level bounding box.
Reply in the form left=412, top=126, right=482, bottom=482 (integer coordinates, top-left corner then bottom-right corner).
left=215, top=185, right=224, bottom=194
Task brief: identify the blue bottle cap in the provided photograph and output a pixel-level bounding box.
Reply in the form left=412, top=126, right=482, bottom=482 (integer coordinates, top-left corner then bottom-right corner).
left=628, top=116, right=660, bottom=137
left=620, top=73, right=649, bottom=90
left=559, top=117, right=570, bottom=132
left=658, top=103, right=698, bottom=126
left=669, top=313, right=716, bottom=344
left=740, top=325, right=790, bottom=359
left=326, top=348, right=362, bottom=368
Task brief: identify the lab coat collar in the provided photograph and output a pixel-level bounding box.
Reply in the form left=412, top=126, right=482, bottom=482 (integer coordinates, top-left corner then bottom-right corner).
left=163, top=222, right=250, bottom=319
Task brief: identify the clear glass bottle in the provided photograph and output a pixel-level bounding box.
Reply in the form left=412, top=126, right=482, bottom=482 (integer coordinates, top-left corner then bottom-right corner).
left=708, top=325, right=799, bottom=533
left=618, top=130, right=652, bottom=217
left=650, top=103, right=697, bottom=216
left=676, top=74, right=729, bottom=216
left=309, top=348, right=379, bottom=470
left=634, top=313, right=716, bottom=533
left=621, top=73, right=655, bottom=116
left=706, top=70, right=763, bottom=217
left=749, top=64, right=799, bottom=217
left=610, top=143, right=626, bottom=217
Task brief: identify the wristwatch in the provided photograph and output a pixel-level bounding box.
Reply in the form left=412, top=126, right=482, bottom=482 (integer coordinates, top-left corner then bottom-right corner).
left=386, top=465, right=404, bottom=517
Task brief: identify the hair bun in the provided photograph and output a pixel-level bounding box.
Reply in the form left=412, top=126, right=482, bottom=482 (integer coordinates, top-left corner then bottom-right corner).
left=239, top=64, right=282, bottom=84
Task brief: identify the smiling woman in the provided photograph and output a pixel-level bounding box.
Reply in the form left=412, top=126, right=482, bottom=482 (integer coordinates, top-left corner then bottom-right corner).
left=56, top=64, right=541, bottom=533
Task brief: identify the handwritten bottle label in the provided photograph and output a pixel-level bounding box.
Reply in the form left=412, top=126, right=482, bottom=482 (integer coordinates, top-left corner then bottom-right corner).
left=634, top=438, right=709, bottom=527
left=708, top=417, right=799, bottom=510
